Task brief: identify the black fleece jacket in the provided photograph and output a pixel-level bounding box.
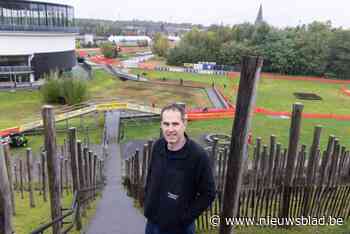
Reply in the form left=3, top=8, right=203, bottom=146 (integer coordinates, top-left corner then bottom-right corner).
left=144, top=136, right=216, bottom=233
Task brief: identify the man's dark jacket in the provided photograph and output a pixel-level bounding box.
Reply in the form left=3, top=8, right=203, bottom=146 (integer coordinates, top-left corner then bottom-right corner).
left=144, top=136, right=216, bottom=232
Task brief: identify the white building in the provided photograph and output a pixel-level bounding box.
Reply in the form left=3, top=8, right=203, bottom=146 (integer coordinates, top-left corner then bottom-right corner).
left=0, top=0, right=78, bottom=82
left=108, top=35, right=152, bottom=47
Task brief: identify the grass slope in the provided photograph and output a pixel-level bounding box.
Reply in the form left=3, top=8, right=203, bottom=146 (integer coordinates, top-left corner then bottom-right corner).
left=130, top=69, right=350, bottom=115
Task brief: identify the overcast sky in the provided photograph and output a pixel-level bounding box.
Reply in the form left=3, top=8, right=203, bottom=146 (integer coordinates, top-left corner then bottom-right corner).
left=43, top=0, right=349, bottom=28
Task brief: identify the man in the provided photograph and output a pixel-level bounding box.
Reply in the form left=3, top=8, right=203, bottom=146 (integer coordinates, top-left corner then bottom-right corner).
left=144, top=103, right=216, bottom=234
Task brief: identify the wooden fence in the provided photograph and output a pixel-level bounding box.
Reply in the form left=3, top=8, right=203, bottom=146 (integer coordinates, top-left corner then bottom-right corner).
left=0, top=106, right=108, bottom=234
left=123, top=120, right=350, bottom=231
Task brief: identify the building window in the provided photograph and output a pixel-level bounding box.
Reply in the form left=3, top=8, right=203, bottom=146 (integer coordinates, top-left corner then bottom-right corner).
left=0, top=1, right=75, bottom=30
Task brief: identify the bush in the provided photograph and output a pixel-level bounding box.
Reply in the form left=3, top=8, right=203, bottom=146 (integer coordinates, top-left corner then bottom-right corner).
left=100, top=42, right=118, bottom=58
left=41, top=72, right=62, bottom=104
left=61, top=77, right=88, bottom=105
left=41, top=72, right=88, bottom=105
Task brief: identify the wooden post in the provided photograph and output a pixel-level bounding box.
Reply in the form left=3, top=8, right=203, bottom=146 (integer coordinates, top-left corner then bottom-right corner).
left=68, top=127, right=80, bottom=193
left=219, top=56, right=263, bottom=234
left=319, top=136, right=335, bottom=186
left=267, top=135, right=276, bottom=187
left=93, top=154, right=98, bottom=198
left=302, top=126, right=322, bottom=216
left=41, top=151, right=47, bottom=202
left=19, top=159, right=24, bottom=199
left=88, top=151, right=93, bottom=201
left=211, top=138, right=218, bottom=184
left=134, top=149, right=140, bottom=200
left=3, top=144, right=15, bottom=216
left=140, top=144, right=147, bottom=206
left=77, top=141, right=86, bottom=218
left=42, top=105, right=61, bottom=234
left=38, top=162, right=42, bottom=195
left=281, top=103, right=303, bottom=219
left=26, top=148, right=35, bottom=208
left=253, top=138, right=261, bottom=189
left=14, top=163, right=18, bottom=191
left=64, top=159, right=69, bottom=195
left=0, top=145, right=13, bottom=234
left=147, top=140, right=153, bottom=166
left=60, top=157, right=64, bottom=197
left=84, top=147, right=90, bottom=189
left=83, top=146, right=90, bottom=210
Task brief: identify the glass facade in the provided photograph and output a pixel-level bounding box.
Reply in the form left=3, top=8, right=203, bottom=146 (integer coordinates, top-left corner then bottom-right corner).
left=0, top=0, right=77, bottom=32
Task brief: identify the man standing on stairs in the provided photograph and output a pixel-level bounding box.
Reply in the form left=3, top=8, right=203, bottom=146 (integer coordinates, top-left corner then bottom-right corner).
left=144, top=103, right=216, bottom=234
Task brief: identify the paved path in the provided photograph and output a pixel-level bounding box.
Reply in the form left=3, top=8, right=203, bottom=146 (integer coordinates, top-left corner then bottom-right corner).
left=205, top=87, right=227, bottom=108
left=86, top=111, right=146, bottom=234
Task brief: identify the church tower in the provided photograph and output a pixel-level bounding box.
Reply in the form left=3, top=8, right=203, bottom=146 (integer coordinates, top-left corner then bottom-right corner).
left=255, top=4, right=264, bottom=25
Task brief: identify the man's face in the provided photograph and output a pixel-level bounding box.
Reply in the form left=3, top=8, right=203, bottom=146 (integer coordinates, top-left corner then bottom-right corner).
left=161, top=109, right=186, bottom=145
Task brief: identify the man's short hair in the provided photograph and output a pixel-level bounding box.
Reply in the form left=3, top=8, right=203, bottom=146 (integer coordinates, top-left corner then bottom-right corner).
left=160, top=103, right=186, bottom=122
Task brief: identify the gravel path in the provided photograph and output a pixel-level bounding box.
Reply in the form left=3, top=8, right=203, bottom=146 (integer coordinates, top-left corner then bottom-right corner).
left=86, top=111, right=146, bottom=234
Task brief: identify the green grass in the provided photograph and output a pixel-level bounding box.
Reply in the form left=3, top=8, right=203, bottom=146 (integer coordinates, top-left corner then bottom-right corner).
left=89, top=70, right=212, bottom=108
left=14, top=191, right=73, bottom=233
left=10, top=112, right=104, bottom=159
left=130, top=69, right=350, bottom=115
left=121, top=113, right=350, bottom=151
left=14, top=191, right=102, bottom=234
left=0, top=90, right=42, bottom=129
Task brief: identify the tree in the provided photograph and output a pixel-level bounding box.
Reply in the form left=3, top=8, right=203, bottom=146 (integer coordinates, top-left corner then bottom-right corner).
left=326, top=30, right=350, bottom=79
left=218, top=41, right=256, bottom=66
left=152, top=33, right=170, bottom=57
left=100, top=42, right=118, bottom=58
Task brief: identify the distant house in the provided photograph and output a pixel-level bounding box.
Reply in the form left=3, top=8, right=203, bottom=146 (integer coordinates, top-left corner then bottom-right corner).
left=0, top=0, right=78, bottom=82
left=108, top=35, right=152, bottom=47
left=76, top=34, right=108, bottom=47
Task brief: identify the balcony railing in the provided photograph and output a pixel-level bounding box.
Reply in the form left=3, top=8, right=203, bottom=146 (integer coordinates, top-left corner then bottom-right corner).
left=0, top=66, right=33, bottom=74
left=0, top=24, right=79, bottom=33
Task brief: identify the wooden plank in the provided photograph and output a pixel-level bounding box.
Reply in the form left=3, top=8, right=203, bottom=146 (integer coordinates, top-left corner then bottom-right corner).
left=77, top=141, right=86, bottom=190
left=139, top=144, right=148, bottom=207
left=267, top=135, right=276, bottom=188
left=19, top=159, right=24, bottom=199
left=253, top=138, right=262, bottom=189
left=94, top=154, right=98, bottom=195
left=134, top=149, right=140, bottom=200
left=38, top=162, right=42, bottom=195
left=64, top=159, right=69, bottom=195
left=41, top=151, right=47, bottom=202
left=3, top=144, right=15, bottom=216
left=88, top=150, right=93, bottom=200
left=281, top=103, right=303, bottom=219
left=219, top=56, right=263, bottom=234
left=14, top=163, right=18, bottom=192
left=261, top=145, right=268, bottom=187
left=68, top=127, right=80, bottom=193
left=60, top=157, right=64, bottom=197
left=0, top=144, right=13, bottom=234
left=42, top=106, right=61, bottom=234
left=272, top=143, right=281, bottom=186
left=337, top=186, right=350, bottom=218
left=301, top=126, right=321, bottom=217
left=319, top=136, right=335, bottom=186
left=26, top=148, right=35, bottom=208
left=328, top=142, right=340, bottom=187
left=147, top=140, right=153, bottom=166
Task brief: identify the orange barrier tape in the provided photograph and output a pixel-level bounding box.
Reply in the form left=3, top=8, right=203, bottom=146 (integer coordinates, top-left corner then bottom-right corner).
left=227, top=71, right=350, bottom=84
left=340, top=85, right=350, bottom=96
left=89, top=56, right=121, bottom=65
left=188, top=106, right=350, bottom=121
left=0, top=127, right=20, bottom=137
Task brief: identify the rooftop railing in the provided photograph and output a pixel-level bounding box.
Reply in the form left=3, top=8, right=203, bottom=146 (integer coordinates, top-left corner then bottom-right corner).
left=0, top=24, right=79, bottom=33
